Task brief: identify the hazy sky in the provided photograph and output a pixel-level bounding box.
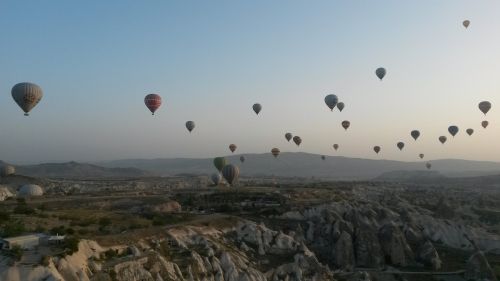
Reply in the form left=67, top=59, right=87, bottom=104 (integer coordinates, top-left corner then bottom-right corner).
left=1, top=1, right=499, bottom=164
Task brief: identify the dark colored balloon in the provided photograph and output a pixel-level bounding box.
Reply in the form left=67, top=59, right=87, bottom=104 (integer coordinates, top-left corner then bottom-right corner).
left=376, top=67, right=386, bottom=80
left=271, top=148, right=280, bottom=158
left=448, top=126, right=459, bottom=137
left=12, top=82, right=43, bottom=116
left=213, top=157, right=227, bottom=172
left=240, top=156, right=245, bottom=163
left=466, top=128, right=474, bottom=136
left=144, top=94, right=162, bottom=115
left=222, top=164, right=239, bottom=185
left=337, top=102, right=345, bottom=112
left=419, top=153, right=424, bottom=159
left=293, top=136, right=302, bottom=146
left=426, top=162, right=432, bottom=170
left=321, top=155, right=326, bottom=160
left=373, top=146, right=381, bottom=154
left=397, top=142, right=405, bottom=151
left=482, top=120, right=489, bottom=128
left=285, top=133, right=293, bottom=142
left=185, top=121, right=195, bottom=132
left=411, top=130, right=420, bottom=141
left=324, top=94, right=339, bottom=111
left=463, top=20, right=470, bottom=28
left=333, top=144, right=339, bottom=151
left=341, top=120, right=350, bottom=130
left=439, top=136, right=447, bottom=144
left=253, top=103, right=262, bottom=115
left=479, top=101, right=491, bottom=115
left=229, top=144, right=237, bottom=153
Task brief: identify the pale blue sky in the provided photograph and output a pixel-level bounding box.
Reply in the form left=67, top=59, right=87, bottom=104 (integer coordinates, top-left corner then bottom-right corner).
left=0, top=1, right=499, bottom=163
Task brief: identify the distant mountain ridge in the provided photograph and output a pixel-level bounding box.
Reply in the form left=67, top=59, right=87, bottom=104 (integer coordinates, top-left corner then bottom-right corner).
left=14, top=161, right=152, bottom=179
left=98, top=152, right=500, bottom=180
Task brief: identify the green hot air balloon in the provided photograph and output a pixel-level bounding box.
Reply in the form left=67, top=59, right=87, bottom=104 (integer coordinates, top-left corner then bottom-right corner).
left=12, top=82, right=43, bottom=116
left=222, top=164, right=239, bottom=185
left=213, top=157, right=227, bottom=172
left=324, top=94, right=338, bottom=111
left=376, top=67, right=386, bottom=80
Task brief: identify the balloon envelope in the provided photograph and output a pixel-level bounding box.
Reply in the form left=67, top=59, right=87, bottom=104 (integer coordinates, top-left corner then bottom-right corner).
left=213, top=157, right=227, bottom=172
left=333, top=144, right=339, bottom=151
left=466, top=128, right=474, bottom=136
left=144, top=94, right=162, bottom=115
left=426, top=162, right=432, bottom=170
left=324, top=94, right=339, bottom=111
left=448, top=126, right=459, bottom=137
left=373, top=146, right=381, bottom=154
left=12, top=82, right=43, bottom=116
left=341, top=121, right=350, bottom=130
left=419, top=153, right=424, bottom=159
left=293, top=136, right=302, bottom=146
left=271, top=148, right=280, bottom=158
left=337, top=102, right=345, bottom=112
left=439, top=136, right=447, bottom=144
left=321, top=155, right=326, bottom=160
left=252, top=103, right=262, bottom=115
left=411, top=130, right=420, bottom=141
left=222, top=164, right=239, bottom=185
left=397, top=142, right=405, bottom=151
left=240, top=156, right=245, bottom=163
left=482, top=120, right=489, bottom=128
left=479, top=101, right=491, bottom=115
left=229, top=144, right=237, bottom=153
left=185, top=121, right=195, bottom=132
left=463, top=20, right=470, bottom=28
left=375, top=67, right=386, bottom=80
left=285, top=133, right=293, bottom=142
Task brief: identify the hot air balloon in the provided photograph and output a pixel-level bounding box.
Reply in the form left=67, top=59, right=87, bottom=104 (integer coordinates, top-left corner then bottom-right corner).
left=466, top=128, right=474, bottom=136
left=482, top=120, right=489, bottom=128
left=293, top=136, right=302, bottom=146
left=213, top=157, right=227, bottom=172
left=419, top=153, right=424, bottom=159
left=229, top=144, right=237, bottom=153
left=185, top=121, right=195, bottom=133
left=479, top=101, right=491, bottom=115
left=240, top=156, right=245, bottom=163
left=397, top=142, right=405, bottom=151
left=321, top=155, right=326, bottom=160
left=439, top=136, right=447, bottom=144
left=211, top=173, right=222, bottom=185
left=337, top=102, right=345, bottom=112
left=271, top=148, right=280, bottom=158
left=411, top=130, right=420, bottom=141
left=333, top=144, right=339, bottom=151
left=11, top=82, right=43, bottom=116
left=341, top=121, right=351, bottom=131
left=285, top=133, right=293, bottom=142
left=373, top=146, right=381, bottom=154
left=375, top=67, right=386, bottom=80
left=222, top=164, right=239, bottom=185
left=144, top=93, right=162, bottom=115
left=426, top=162, right=432, bottom=170
left=448, top=126, right=459, bottom=137
left=463, top=20, right=470, bottom=28
left=252, top=103, right=262, bottom=115
left=324, top=94, right=339, bottom=111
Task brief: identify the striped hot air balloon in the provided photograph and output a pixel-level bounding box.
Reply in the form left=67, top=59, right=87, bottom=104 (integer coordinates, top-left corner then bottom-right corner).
left=222, top=164, right=239, bottom=185
left=12, top=82, right=43, bottom=116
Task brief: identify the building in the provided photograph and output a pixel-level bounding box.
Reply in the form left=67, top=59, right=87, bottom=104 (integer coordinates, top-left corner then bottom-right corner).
left=0, top=234, right=45, bottom=250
